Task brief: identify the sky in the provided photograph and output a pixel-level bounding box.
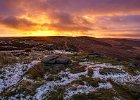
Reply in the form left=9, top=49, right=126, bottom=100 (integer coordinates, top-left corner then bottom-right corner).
left=0, top=0, right=140, bottom=38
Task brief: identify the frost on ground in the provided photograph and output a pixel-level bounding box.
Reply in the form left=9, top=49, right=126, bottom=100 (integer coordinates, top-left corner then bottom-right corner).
left=34, top=62, right=140, bottom=100
left=34, top=69, right=88, bottom=100
left=88, top=63, right=140, bottom=84
left=0, top=60, right=40, bottom=93
left=64, top=82, right=112, bottom=100
left=1, top=61, right=140, bottom=99
left=0, top=51, right=140, bottom=100
left=53, top=50, right=75, bottom=55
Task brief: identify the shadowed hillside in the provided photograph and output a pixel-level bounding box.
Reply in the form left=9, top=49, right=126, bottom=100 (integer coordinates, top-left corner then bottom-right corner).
left=0, top=36, right=140, bottom=65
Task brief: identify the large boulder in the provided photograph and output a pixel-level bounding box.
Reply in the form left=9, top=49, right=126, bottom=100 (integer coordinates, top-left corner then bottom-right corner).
left=42, top=55, right=71, bottom=67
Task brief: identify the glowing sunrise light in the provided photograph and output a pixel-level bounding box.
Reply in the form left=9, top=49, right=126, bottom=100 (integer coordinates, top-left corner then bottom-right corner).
left=0, top=0, right=140, bottom=38
left=26, top=30, right=58, bottom=36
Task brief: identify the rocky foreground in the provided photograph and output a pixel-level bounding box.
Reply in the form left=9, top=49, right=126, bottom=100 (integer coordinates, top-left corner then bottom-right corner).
left=0, top=50, right=140, bottom=100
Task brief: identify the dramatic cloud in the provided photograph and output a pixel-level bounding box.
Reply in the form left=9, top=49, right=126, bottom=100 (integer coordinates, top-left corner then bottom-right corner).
left=0, top=0, right=140, bottom=38
left=0, top=15, right=92, bottom=32
left=50, top=0, right=140, bottom=15
left=0, top=16, right=38, bottom=31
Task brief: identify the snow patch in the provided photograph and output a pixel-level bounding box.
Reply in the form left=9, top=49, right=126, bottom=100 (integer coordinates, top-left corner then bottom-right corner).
left=0, top=60, right=40, bottom=93
left=53, top=50, right=74, bottom=54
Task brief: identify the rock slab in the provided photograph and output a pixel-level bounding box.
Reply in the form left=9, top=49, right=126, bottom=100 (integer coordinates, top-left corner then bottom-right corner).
left=42, top=55, right=71, bottom=67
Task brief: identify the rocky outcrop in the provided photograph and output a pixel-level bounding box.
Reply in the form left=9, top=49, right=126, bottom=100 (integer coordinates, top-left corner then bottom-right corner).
left=42, top=55, right=71, bottom=68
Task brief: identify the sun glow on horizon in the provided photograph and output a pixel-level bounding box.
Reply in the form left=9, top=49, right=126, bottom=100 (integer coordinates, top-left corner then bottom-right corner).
left=0, top=0, right=140, bottom=38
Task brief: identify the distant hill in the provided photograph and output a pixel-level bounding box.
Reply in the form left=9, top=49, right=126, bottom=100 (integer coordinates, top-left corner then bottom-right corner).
left=0, top=36, right=140, bottom=66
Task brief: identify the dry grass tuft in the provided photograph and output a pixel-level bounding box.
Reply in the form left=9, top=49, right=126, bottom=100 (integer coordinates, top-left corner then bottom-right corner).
left=27, top=63, right=45, bottom=79
left=24, top=48, right=32, bottom=52
left=70, top=65, right=86, bottom=74
left=88, top=68, right=93, bottom=77
left=17, top=80, right=44, bottom=95
left=80, top=76, right=100, bottom=87
left=99, top=68, right=125, bottom=75
left=0, top=52, right=17, bottom=65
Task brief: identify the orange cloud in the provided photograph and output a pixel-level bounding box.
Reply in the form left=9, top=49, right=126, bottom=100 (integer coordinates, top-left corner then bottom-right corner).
left=0, top=0, right=140, bottom=38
